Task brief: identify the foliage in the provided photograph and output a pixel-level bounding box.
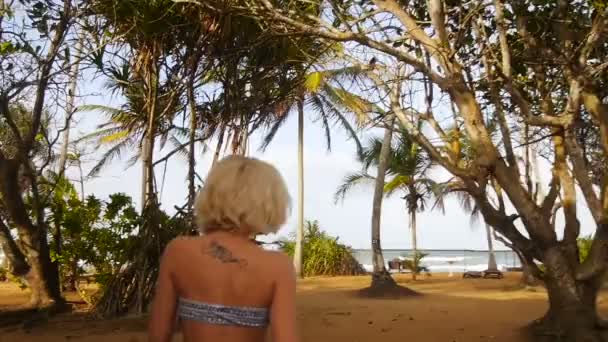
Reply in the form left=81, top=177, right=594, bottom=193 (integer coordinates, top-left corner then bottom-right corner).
left=46, top=183, right=142, bottom=291
left=280, top=220, right=364, bottom=277
left=335, top=127, right=439, bottom=213
left=578, top=236, right=593, bottom=263
left=398, top=251, right=429, bottom=275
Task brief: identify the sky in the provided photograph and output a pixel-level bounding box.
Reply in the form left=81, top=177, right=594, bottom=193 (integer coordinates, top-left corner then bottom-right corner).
left=63, top=67, right=598, bottom=252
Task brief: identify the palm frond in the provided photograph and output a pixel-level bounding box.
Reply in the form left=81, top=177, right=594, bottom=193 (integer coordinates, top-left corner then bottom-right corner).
left=76, top=104, right=123, bottom=117
left=308, top=95, right=332, bottom=152
left=383, top=175, right=410, bottom=197
left=169, top=135, right=190, bottom=162
left=74, top=126, right=134, bottom=145
left=125, top=152, right=141, bottom=169
left=304, top=71, right=324, bottom=93
left=334, top=172, right=375, bottom=204
left=359, top=136, right=384, bottom=170
left=87, top=137, right=135, bottom=177
left=322, top=85, right=371, bottom=126
left=259, top=107, right=293, bottom=151
left=469, top=203, right=481, bottom=227
left=100, top=129, right=130, bottom=144
left=317, top=95, right=363, bottom=156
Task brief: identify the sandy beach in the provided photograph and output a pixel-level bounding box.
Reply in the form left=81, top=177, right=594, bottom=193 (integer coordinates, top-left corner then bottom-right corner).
left=1, top=273, right=604, bottom=342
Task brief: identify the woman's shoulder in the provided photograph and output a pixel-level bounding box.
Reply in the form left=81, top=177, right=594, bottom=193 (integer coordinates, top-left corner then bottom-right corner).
left=163, top=236, right=203, bottom=255
left=260, top=250, right=295, bottom=272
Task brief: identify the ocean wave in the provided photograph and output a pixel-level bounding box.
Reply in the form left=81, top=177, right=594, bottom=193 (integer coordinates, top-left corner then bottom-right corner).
left=361, top=263, right=510, bottom=273
left=422, top=256, right=470, bottom=262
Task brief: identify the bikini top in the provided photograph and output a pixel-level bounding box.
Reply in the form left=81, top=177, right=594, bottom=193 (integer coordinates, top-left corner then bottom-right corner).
left=177, top=297, right=269, bottom=328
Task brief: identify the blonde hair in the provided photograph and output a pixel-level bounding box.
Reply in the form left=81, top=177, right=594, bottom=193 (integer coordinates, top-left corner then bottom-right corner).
left=194, top=155, right=291, bottom=234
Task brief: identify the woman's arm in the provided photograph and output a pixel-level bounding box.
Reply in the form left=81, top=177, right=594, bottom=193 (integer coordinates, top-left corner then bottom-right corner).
left=149, top=240, right=179, bottom=342
left=270, top=254, right=298, bottom=342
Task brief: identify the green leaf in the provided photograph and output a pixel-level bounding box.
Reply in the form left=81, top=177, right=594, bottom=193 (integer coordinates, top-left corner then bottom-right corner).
left=0, top=41, right=18, bottom=55
left=384, top=175, right=411, bottom=193
left=304, top=71, right=324, bottom=93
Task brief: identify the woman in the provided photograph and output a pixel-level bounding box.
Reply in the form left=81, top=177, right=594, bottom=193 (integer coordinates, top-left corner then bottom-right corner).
left=149, top=156, right=297, bottom=342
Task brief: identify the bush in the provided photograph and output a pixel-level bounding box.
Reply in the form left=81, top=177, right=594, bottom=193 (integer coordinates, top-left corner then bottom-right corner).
left=399, top=251, right=430, bottom=274
left=578, top=235, right=593, bottom=263
left=280, top=220, right=365, bottom=277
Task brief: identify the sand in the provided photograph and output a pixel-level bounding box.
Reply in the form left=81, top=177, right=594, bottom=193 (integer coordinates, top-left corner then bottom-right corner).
left=1, top=273, right=605, bottom=342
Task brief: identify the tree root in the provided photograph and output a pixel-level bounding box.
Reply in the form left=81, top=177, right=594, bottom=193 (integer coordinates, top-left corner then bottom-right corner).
left=527, top=316, right=608, bottom=342
left=357, top=271, right=420, bottom=299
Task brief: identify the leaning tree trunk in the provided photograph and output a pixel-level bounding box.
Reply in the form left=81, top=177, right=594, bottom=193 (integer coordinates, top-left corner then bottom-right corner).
left=293, top=98, right=304, bottom=278
left=485, top=224, right=498, bottom=271
left=410, top=210, right=418, bottom=281
left=369, top=122, right=396, bottom=289
left=0, top=159, right=63, bottom=307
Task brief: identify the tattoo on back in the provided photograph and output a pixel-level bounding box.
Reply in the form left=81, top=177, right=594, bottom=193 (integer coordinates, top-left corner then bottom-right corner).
left=206, top=241, right=248, bottom=269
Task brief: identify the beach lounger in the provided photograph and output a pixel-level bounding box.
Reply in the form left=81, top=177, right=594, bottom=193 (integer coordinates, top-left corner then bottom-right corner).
left=462, top=271, right=483, bottom=278
left=483, top=270, right=504, bottom=279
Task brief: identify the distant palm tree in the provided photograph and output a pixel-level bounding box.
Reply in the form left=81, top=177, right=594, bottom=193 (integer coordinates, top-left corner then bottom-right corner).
left=335, top=128, right=440, bottom=280
left=435, top=183, right=499, bottom=271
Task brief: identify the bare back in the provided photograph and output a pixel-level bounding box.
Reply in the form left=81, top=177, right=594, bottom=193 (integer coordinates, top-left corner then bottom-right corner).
left=148, top=231, right=297, bottom=342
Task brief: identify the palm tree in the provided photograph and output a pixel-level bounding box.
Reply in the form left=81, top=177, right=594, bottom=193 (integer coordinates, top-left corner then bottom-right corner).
left=368, top=123, right=396, bottom=288
left=336, top=127, right=440, bottom=280
left=261, top=64, right=371, bottom=278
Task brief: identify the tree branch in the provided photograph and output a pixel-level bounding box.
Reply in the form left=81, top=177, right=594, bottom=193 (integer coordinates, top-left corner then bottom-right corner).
left=24, top=0, right=72, bottom=155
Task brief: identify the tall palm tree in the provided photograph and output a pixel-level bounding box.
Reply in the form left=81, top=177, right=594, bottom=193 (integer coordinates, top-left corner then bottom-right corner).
left=262, top=64, right=371, bottom=278
left=335, top=127, right=439, bottom=280
left=369, top=123, right=395, bottom=288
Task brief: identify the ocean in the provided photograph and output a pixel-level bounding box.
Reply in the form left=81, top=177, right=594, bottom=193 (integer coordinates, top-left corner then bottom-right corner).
left=352, top=249, right=521, bottom=273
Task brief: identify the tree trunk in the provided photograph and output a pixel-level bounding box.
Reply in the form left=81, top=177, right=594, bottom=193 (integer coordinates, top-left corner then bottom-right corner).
left=0, top=159, right=63, bottom=306
left=56, top=35, right=84, bottom=176
left=370, top=123, right=396, bottom=288
left=77, top=157, right=85, bottom=201
left=211, top=123, right=226, bottom=168
left=140, top=136, right=151, bottom=213
left=520, top=255, right=539, bottom=287
left=294, top=98, right=304, bottom=278
left=187, top=79, right=197, bottom=212
left=485, top=224, right=498, bottom=271
left=22, top=232, right=63, bottom=307
left=410, top=210, right=418, bottom=280
left=532, top=247, right=606, bottom=342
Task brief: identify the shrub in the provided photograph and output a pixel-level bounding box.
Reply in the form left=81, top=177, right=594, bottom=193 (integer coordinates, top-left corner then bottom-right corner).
left=578, top=235, right=593, bottom=263
left=399, top=251, right=430, bottom=274
left=280, top=220, right=365, bottom=277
